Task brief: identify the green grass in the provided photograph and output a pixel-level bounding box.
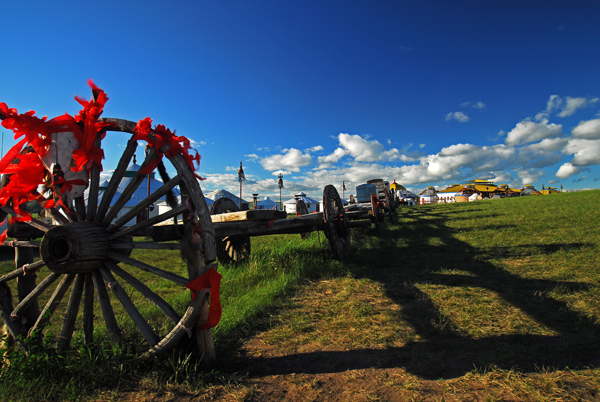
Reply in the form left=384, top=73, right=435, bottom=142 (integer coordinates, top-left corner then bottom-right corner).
left=1, top=190, right=599, bottom=401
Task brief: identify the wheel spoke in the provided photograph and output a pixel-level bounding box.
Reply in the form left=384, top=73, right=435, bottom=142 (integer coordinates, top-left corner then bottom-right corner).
left=0, top=282, right=27, bottom=339
left=108, top=204, right=188, bottom=241
left=58, top=274, right=85, bottom=350
left=30, top=274, right=76, bottom=337
left=1, top=206, right=52, bottom=232
left=99, top=266, right=160, bottom=346
left=107, top=175, right=182, bottom=232
left=83, top=273, right=95, bottom=344
left=92, top=270, right=122, bottom=344
left=100, top=147, right=159, bottom=226
left=47, top=207, right=71, bottom=226
left=95, top=138, right=138, bottom=224
left=0, top=260, right=45, bottom=284
left=11, top=272, right=59, bottom=318
left=86, top=138, right=102, bottom=221
left=107, top=252, right=188, bottom=287
left=107, top=261, right=181, bottom=324
left=74, top=196, right=87, bottom=222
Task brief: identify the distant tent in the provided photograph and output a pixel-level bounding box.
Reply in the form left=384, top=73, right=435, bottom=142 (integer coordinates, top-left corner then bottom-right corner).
left=205, top=189, right=249, bottom=210
left=282, top=192, right=319, bottom=213
left=256, top=196, right=279, bottom=210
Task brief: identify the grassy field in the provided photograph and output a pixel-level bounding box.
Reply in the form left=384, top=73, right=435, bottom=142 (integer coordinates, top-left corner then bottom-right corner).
left=1, top=190, right=599, bottom=401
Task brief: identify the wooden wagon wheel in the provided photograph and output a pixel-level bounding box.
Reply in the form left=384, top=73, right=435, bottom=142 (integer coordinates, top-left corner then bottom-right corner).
left=295, top=200, right=310, bottom=240
left=370, top=193, right=382, bottom=231
left=210, top=197, right=251, bottom=263
left=322, top=185, right=351, bottom=260
left=383, top=189, right=397, bottom=224
left=0, top=117, right=217, bottom=358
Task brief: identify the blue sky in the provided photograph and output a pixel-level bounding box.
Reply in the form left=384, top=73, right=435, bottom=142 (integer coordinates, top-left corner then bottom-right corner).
left=1, top=1, right=599, bottom=200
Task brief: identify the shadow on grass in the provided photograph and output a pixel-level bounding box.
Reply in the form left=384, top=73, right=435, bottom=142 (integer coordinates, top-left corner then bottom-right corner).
left=232, top=206, right=600, bottom=380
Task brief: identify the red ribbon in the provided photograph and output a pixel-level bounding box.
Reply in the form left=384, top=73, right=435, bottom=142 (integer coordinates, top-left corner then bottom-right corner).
left=185, top=268, right=222, bottom=331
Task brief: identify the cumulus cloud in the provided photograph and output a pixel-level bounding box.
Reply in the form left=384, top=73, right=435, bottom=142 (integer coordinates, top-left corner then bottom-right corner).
left=318, top=147, right=347, bottom=167
left=307, top=145, right=324, bottom=152
left=556, top=163, right=582, bottom=179
left=563, top=138, right=600, bottom=166
left=259, top=148, right=313, bottom=172
left=505, top=118, right=562, bottom=146
left=445, top=111, right=470, bottom=123
left=572, top=118, right=600, bottom=139
left=545, top=95, right=599, bottom=117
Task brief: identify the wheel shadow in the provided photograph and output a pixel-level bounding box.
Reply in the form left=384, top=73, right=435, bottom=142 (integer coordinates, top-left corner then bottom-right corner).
left=234, top=206, right=600, bottom=380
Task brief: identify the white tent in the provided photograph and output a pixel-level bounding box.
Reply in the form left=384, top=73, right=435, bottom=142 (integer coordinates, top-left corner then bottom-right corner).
left=84, top=163, right=183, bottom=225
left=256, top=196, right=279, bottom=210
left=282, top=192, right=319, bottom=213
left=205, top=189, right=249, bottom=210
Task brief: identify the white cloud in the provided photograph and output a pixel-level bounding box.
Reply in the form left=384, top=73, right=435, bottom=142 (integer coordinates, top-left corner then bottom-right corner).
left=505, top=118, right=562, bottom=146
left=445, top=111, right=470, bottom=123
left=338, top=133, right=385, bottom=162
left=563, top=138, right=600, bottom=166
left=461, top=101, right=486, bottom=109
left=516, top=169, right=544, bottom=186
left=556, top=163, right=581, bottom=179
left=545, top=95, right=599, bottom=117
left=572, top=118, right=600, bottom=139
left=307, top=145, right=324, bottom=152
left=317, top=147, right=347, bottom=167
left=259, top=148, right=313, bottom=172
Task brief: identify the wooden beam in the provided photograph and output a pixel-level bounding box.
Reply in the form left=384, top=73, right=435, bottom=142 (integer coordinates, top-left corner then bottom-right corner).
left=210, top=209, right=287, bottom=223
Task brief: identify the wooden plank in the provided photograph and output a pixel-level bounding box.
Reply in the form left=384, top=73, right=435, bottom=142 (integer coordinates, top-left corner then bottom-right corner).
left=210, top=209, right=287, bottom=223
left=213, top=218, right=323, bottom=237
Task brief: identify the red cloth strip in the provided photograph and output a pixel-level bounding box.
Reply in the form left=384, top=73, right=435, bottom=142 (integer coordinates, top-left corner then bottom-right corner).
left=186, top=268, right=222, bottom=331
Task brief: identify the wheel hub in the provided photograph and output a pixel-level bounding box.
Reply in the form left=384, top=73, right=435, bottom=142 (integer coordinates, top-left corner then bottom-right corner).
left=41, top=222, right=109, bottom=274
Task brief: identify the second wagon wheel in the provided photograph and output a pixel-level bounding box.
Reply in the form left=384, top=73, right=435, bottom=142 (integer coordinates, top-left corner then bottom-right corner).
left=322, top=185, right=351, bottom=260
left=0, top=116, right=217, bottom=358
left=210, top=197, right=251, bottom=263
left=383, top=189, right=397, bottom=224
left=295, top=199, right=311, bottom=240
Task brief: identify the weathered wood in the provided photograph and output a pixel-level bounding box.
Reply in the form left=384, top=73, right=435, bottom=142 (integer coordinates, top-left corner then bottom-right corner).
left=211, top=197, right=251, bottom=263
left=47, top=207, right=71, bottom=226
left=107, top=261, right=181, bottom=324
left=210, top=209, right=287, bottom=223
left=83, top=273, right=95, bottom=345
left=40, top=222, right=109, bottom=274
left=15, top=245, right=40, bottom=331
left=11, top=272, right=60, bottom=318
left=109, top=241, right=182, bottom=250
left=57, top=274, right=85, bottom=350
left=99, top=266, right=160, bottom=346
left=100, top=147, right=159, bottom=226
left=107, top=175, right=183, bottom=231
left=0, top=282, right=26, bottom=339
left=213, top=219, right=324, bottom=237
left=0, top=261, right=45, bottom=284
left=30, top=274, right=75, bottom=337
left=9, top=240, right=41, bottom=248
left=322, top=185, right=351, bottom=260
left=74, top=196, right=87, bottom=222
left=86, top=137, right=102, bottom=221
left=142, top=290, right=206, bottom=358
left=107, top=252, right=188, bottom=287
left=92, top=270, right=122, bottom=344
left=95, top=138, right=138, bottom=223
left=7, top=223, right=45, bottom=240
left=168, top=153, right=216, bottom=264
left=2, top=208, right=52, bottom=233
left=108, top=204, right=188, bottom=241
